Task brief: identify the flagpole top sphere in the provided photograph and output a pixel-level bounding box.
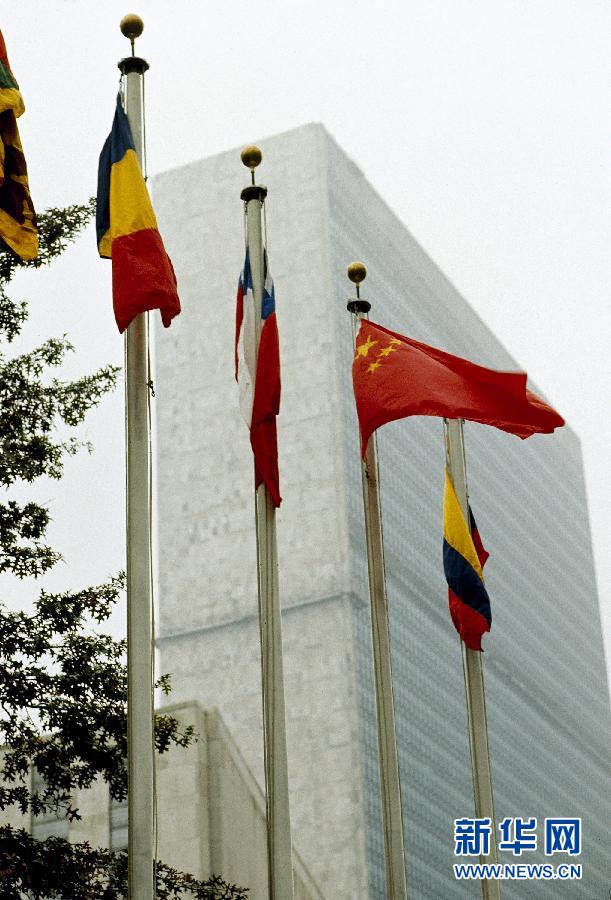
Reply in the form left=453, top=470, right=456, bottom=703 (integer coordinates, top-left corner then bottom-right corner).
left=347, top=261, right=367, bottom=285
left=241, top=145, right=263, bottom=171
left=120, top=14, right=144, bottom=42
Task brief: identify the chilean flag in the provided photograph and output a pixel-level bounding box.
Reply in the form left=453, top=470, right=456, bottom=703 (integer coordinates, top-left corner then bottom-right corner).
left=235, top=248, right=281, bottom=506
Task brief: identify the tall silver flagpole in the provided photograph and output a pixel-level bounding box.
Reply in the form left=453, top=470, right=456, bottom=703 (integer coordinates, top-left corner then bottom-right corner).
left=444, top=418, right=500, bottom=900
left=347, top=263, right=408, bottom=900
left=119, top=15, right=154, bottom=900
left=240, top=147, right=294, bottom=900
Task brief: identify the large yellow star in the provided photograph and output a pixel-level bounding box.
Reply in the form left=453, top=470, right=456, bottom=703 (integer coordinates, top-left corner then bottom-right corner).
left=367, top=360, right=381, bottom=374
left=355, top=334, right=378, bottom=359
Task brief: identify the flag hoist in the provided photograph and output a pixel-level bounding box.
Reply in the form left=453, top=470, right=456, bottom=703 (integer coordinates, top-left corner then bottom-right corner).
left=119, top=15, right=154, bottom=899
left=98, top=17, right=179, bottom=896
left=444, top=419, right=501, bottom=900
left=237, top=147, right=294, bottom=899
left=350, top=279, right=563, bottom=900
left=346, top=263, right=408, bottom=900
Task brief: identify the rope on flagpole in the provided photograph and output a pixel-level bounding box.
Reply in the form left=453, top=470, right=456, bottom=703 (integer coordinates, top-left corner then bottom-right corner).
left=262, top=193, right=269, bottom=256
left=139, top=40, right=157, bottom=898
left=142, top=68, right=148, bottom=181
left=147, top=310, right=159, bottom=899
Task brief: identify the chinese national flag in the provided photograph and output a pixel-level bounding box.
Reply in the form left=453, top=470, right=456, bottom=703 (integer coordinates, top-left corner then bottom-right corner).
left=352, top=320, right=564, bottom=455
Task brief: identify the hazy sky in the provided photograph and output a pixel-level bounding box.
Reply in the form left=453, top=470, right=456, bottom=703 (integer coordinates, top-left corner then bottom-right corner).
left=2, top=1, right=609, bottom=685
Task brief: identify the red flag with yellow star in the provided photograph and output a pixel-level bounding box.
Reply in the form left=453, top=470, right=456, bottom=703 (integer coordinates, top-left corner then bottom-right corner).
left=352, top=319, right=564, bottom=455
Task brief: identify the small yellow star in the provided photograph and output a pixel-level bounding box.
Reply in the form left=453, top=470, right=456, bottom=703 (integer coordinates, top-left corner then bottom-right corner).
left=378, top=344, right=398, bottom=357
left=355, top=334, right=378, bottom=359
left=367, top=361, right=381, bottom=374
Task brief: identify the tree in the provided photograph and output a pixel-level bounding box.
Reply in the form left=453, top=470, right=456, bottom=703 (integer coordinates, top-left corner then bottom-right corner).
left=0, top=204, right=247, bottom=899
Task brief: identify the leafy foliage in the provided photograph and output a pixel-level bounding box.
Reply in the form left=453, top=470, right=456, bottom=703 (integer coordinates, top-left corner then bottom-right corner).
left=0, top=199, right=118, bottom=559
left=0, top=828, right=247, bottom=899
left=0, top=574, right=196, bottom=818
left=0, top=501, right=59, bottom=578
left=0, top=200, right=97, bottom=284
left=0, top=205, right=247, bottom=898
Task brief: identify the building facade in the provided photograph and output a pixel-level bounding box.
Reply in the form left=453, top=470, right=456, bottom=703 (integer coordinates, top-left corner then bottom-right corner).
left=153, top=124, right=611, bottom=898
left=1, top=704, right=322, bottom=900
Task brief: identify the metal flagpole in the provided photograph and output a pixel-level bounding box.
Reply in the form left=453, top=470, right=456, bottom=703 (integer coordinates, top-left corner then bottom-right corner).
left=347, top=263, right=408, bottom=900
left=444, top=418, right=501, bottom=900
left=240, top=147, right=294, bottom=900
left=119, top=15, right=154, bottom=900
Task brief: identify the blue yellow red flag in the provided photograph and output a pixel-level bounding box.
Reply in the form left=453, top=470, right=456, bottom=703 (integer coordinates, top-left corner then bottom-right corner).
left=0, top=30, right=37, bottom=260
left=96, top=97, right=180, bottom=333
left=443, top=468, right=491, bottom=651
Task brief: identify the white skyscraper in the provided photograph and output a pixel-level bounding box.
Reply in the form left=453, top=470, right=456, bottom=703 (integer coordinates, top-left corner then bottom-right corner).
left=153, top=123, right=611, bottom=899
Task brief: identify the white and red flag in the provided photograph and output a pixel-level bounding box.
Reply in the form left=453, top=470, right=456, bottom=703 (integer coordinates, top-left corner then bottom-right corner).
left=235, top=248, right=281, bottom=506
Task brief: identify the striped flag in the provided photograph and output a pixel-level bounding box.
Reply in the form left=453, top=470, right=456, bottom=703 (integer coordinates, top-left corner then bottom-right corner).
left=235, top=248, right=281, bottom=506
left=443, top=468, right=491, bottom=651
left=96, top=96, right=180, bottom=333
left=0, top=30, right=37, bottom=260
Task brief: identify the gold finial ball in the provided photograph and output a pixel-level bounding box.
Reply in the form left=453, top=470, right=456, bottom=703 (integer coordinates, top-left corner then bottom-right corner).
left=347, top=261, right=367, bottom=285
left=120, top=14, right=144, bottom=42
left=241, top=145, right=263, bottom=170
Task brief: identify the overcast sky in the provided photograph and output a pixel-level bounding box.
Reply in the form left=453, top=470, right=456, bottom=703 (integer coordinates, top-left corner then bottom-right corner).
left=2, top=1, right=609, bottom=687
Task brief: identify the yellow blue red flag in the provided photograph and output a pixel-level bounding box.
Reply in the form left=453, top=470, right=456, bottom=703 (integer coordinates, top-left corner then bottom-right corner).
left=0, top=30, right=37, bottom=260
left=443, top=469, right=491, bottom=651
left=96, top=97, right=180, bottom=333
